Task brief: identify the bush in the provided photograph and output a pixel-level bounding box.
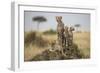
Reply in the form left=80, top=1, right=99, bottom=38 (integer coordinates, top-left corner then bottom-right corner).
left=34, top=35, right=48, bottom=47
left=24, top=31, right=36, bottom=45
left=43, top=29, right=56, bottom=35
left=24, top=31, right=48, bottom=47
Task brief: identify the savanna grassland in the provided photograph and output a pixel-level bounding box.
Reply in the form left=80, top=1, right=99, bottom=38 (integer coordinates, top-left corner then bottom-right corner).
left=73, top=32, right=90, bottom=58
left=24, top=31, right=90, bottom=61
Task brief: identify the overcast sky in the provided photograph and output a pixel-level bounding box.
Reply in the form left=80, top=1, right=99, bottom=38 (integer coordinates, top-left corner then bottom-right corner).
left=24, top=11, right=90, bottom=32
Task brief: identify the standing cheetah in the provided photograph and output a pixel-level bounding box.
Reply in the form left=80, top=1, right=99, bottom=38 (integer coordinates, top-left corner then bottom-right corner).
left=64, top=25, right=69, bottom=47
left=68, top=27, right=75, bottom=46
left=56, top=16, right=65, bottom=47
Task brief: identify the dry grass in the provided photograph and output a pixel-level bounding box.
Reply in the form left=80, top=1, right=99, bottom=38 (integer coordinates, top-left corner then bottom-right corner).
left=73, top=32, right=90, bottom=49
left=24, top=31, right=90, bottom=61
left=73, top=32, right=90, bottom=58
left=42, top=34, right=57, bottom=43
left=24, top=44, right=47, bottom=61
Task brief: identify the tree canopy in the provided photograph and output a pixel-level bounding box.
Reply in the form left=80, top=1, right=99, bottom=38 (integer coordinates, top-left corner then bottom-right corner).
left=32, top=16, right=47, bottom=31
left=32, top=16, right=47, bottom=23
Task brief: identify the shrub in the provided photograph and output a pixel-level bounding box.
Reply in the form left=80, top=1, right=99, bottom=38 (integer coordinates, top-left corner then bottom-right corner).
left=24, top=31, right=36, bottom=45
left=43, top=29, right=56, bottom=35
left=24, top=31, right=49, bottom=47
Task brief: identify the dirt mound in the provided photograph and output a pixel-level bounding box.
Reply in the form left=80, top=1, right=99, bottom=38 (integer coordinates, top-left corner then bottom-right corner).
left=30, top=43, right=84, bottom=61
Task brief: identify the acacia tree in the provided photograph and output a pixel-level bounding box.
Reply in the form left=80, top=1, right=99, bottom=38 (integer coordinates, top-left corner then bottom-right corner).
left=74, top=24, right=81, bottom=32
left=32, top=16, right=47, bottom=31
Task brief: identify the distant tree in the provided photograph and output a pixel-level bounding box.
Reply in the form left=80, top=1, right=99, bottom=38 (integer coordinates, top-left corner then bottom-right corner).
left=32, top=16, right=47, bottom=31
left=74, top=24, right=81, bottom=32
